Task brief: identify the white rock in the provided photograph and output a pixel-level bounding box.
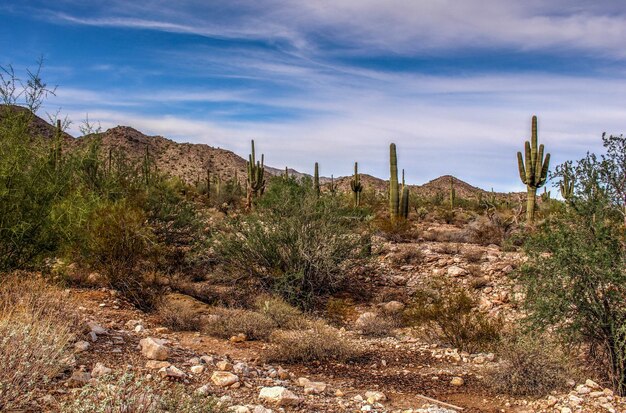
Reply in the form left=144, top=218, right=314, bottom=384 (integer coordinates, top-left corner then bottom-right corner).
left=216, top=360, right=233, bottom=371
left=447, top=266, right=467, bottom=277
left=139, top=337, right=169, bottom=361
left=91, top=362, right=112, bottom=378
left=450, top=377, right=464, bottom=386
left=146, top=360, right=170, bottom=369
left=211, top=371, right=239, bottom=387
left=158, top=365, right=186, bottom=379
left=298, top=377, right=327, bottom=394
left=74, top=340, right=90, bottom=352
left=190, top=365, right=205, bottom=374
left=195, top=384, right=211, bottom=396
left=229, top=406, right=251, bottom=413
left=87, top=321, right=107, bottom=335
left=258, top=386, right=300, bottom=406
left=364, top=391, right=387, bottom=403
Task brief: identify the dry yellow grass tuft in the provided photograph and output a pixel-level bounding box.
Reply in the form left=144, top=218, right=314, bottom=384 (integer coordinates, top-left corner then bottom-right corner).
left=0, top=274, right=78, bottom=410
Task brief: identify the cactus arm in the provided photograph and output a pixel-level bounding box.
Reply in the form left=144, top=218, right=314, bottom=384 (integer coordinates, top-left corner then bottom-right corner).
left=517, top=152, right=527, bottom=184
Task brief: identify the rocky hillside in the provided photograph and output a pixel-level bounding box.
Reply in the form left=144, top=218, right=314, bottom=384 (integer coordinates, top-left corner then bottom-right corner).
left=9, top=106, right=511, bottom=196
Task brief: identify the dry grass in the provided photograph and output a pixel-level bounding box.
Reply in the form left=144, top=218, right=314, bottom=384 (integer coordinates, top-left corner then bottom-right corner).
left=266, top=321, right=361, bottom=363
left=203, top=307, right=277, bottom=341
left=325, top=298, right=357, bottom=326
left=355, top=312, right=399, bottom=337
left=390, top=248, right=424, bottom=266
left=463, top=248, right=484, bottom=263
left=254, top=296, right=309, bottom=330
left=0, top=274, right=78, bottom=411
left=156, top=299, right=202, bottom=332
left=486, top=334, right=569, bottom=397
left=405, top=284, right=502, bottom=353
left=61, top=372, right=222, bottom=412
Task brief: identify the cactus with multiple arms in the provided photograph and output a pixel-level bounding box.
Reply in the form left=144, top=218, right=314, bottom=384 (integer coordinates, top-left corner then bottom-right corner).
left=246, top=140, right=265, bottom=209
left=517, top=115, right=550, bottom=223
left=559, top=163, right=574, bottom=206
left=351, top=162, right=363, bottom=207
left=389, top=143, right=400, bottom=220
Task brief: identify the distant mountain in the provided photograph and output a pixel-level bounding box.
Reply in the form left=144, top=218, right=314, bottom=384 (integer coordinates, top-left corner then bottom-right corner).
left=5, top=105, right=513, bottom=197
left=0, top=105, right=73, bottom=142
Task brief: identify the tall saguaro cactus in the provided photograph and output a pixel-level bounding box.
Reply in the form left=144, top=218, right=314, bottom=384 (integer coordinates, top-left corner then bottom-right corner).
left=517, top=116, right=550, bottom=223
left=314, top=162, right=320, bottom=197
left=449, top=176, right=456, bottom=209
left=560, top=163, right=574, bottom=206
left=399, top=169, right=409, bottom=219
left=350, top=162, right=363, bottom=207
left=329, top=174, right=337, bottom=196
left=389, top=143, right=400, bottom=220
left=246, top=140, right=265, bottom=209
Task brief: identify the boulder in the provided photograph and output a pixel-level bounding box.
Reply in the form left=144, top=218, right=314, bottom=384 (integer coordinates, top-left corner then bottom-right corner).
left=139, top=337, right=169, bottom=361
left=211, top=371, right=239, bottom=387
left=258, top=386, right=300, bottom=406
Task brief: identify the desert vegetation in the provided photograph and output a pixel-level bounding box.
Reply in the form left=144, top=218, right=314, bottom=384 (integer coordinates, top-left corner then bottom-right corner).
left=1, top=63, right=625, bottom=413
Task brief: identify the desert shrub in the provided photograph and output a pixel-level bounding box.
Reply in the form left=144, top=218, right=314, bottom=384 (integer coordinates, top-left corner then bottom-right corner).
left=405, top=284, right=502, bottom=353
left=266, top=321, right=360, bottom=363
left=464, top=215, right=506, bottom=246
left=214, top=177, right=368, bottom=308
left=390, top=248, right=424, bottom=266
left=254, top=296, right=308, bottom=330
left=486, top=334, right=569, bottom=397
left=463, top=248, right=484, bottom=263
left=355, top=312, right=399, bottom=337
left=519, top=135, right=626, bottom=394
left=61, top=373, right=222, bottom=412
left=325, top=297, right=357, bottom=326
left=0, top=276, right=77, bottom=411
left=374, top=217, right=419, bottom=243
left=76, top=200, right=160, bottom=311
left=156, top=299, right=202, bottom=332
left=470, top=277, right=490, bottom=290
left=203, top=308, right=277, bottom=340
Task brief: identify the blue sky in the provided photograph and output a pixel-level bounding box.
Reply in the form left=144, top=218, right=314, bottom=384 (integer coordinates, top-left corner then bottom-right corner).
left=2, top=1, right=626, bottom=191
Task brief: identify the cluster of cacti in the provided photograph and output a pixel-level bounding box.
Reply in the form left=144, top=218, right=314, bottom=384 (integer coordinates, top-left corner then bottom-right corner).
left=314, top=162, right=320, bottom=196
left=389, top=143, right=409, bottom=220
left=350, top=162, right=363, bottom=207
left=246, top=140, right=265, bottom=209
left=517, top=115, right=550, bottom=223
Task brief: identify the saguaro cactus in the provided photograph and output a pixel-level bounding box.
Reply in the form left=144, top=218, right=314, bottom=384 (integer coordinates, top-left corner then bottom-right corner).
left=389, top=143, right=400, bottom=220
left=314, top=162, right=320, bottom=196
left=246, top=140, right=265, bottom=209
left=350, top=162, right=363, bottom=207
left=329, top=174, right=337, bottom=196
left=517, top=116, right=550, bottom=223
left=560, top=163, right=574, bottom=206
left=399, top=169, right=409, bottom=219
left=449, top=177, right=456, bottom=209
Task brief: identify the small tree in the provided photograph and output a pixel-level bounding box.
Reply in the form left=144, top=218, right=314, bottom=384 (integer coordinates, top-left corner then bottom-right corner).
left=521, top=134, right=626, bottom=394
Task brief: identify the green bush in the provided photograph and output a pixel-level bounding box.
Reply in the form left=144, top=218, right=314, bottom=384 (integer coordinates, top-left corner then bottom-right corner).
left=486, top=333, right=569, bottom=397
left=522, top=135, right=626, bottom=394
left=213, top=176, right=368, bottom=308
left=405, top=283, right=502, bottom=353
left=76, top=200, right=160, bottom=310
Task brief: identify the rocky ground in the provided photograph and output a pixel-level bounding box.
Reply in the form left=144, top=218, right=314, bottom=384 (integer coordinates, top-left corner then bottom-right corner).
left=35, top=229, right=626, bottom=413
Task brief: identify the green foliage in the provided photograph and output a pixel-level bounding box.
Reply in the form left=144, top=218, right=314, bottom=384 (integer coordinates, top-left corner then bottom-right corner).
left=522, top=135, right=626, bottom=394
left=213, top=176, right=368, bottom=308
left=405, top=283, right=502, bottom=353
